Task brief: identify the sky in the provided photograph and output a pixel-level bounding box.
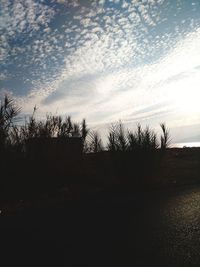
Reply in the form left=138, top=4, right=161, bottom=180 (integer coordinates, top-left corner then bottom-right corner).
left=1, top=0, right=200, bottom=143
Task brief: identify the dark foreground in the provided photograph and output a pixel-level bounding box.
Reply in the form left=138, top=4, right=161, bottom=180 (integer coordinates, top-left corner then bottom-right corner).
left=1, top=186, right=200, bottom=266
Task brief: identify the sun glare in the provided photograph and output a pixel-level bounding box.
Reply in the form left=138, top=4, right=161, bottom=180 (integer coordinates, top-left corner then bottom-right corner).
left=172, top=74, right=200, bottom=115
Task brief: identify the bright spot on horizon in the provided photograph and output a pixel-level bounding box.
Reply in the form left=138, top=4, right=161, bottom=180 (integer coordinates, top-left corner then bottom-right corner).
left=1, top=0, right=200, bottom=143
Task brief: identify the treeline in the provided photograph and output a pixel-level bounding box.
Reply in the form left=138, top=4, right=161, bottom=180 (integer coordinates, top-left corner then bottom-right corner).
left=0, top=96, right=170, bottom=199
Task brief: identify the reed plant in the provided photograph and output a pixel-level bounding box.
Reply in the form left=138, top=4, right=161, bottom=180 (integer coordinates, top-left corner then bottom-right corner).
left=0, top=95, right=172, bottom=195
left=160, top=123, right=171, bottom=151
left=106, top=121, right=169, bottom=186
left=0, top=95, right=20, bottom=153
left=87, top=130, right=103, bottom=153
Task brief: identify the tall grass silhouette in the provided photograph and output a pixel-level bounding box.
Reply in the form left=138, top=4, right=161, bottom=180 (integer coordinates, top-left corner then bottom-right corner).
left=0, top=96, right=20, bottom=153
left=0, top=95, right=172, bottom=199
left=106, top=122, right=169, bottom=187
left=160, top=123, right=171, bottom=151
left=87, top=130, right=104, bottom=153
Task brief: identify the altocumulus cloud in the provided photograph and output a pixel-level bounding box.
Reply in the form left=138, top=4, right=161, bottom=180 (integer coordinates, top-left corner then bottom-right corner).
left=1, top=0, right=200, bottom=141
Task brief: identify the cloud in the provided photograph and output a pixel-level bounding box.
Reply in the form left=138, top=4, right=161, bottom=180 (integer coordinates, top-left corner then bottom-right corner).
left=28, top=27, right=200, bottom=127
left=0, top=0, right=55, bottom=45
left=1, top=0, right=200, bottom=142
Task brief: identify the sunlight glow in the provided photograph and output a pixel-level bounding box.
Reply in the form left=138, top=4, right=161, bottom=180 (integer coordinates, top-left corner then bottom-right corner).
left=173, top=76, right=200, bottom=115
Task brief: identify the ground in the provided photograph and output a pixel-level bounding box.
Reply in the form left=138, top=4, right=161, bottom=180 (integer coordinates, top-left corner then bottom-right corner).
left=1, top=186, right=200, bottom=266
left=0, top=148, right=200, bottom=266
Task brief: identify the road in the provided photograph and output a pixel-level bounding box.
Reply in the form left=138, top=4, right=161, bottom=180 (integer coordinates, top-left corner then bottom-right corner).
left=1, top=186, right=200, bottom=266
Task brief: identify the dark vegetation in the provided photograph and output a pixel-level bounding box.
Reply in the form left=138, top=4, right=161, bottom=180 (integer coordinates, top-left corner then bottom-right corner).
left=0, top=95, right=173, bottom=204
left=0, top=96, right=200, bottom=267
